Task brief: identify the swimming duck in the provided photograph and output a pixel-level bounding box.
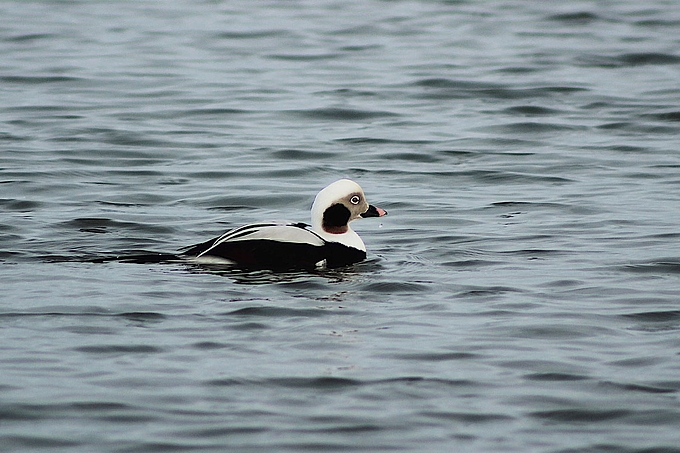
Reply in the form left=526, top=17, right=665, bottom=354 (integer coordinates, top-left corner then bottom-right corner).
left=183, top=179, right=386, bottom=269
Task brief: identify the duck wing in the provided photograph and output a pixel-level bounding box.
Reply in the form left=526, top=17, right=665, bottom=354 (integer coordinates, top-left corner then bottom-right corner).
left=182, top=222, right=328, bottom=269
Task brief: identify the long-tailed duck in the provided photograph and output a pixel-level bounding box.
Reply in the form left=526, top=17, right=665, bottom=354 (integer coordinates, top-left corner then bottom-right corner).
left=183, top=179, right=386, bottom=269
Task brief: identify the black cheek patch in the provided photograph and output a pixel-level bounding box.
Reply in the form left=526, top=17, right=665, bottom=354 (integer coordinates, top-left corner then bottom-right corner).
left=323, top=203, right=351, bottom=229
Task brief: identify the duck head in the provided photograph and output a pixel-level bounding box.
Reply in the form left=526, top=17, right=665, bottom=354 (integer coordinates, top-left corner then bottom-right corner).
left=311, top=179, right=386, bottom=250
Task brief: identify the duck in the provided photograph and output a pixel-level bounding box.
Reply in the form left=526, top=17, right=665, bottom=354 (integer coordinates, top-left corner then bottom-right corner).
left=182, top=179, right=386, bottom=269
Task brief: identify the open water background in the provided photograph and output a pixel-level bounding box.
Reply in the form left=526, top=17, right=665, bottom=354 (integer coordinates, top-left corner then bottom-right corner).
left=2, top=1, right=680, bottom=451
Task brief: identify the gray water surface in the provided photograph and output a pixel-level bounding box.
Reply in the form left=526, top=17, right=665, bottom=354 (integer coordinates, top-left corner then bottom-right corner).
left=2, top=1, right=680, bottom=452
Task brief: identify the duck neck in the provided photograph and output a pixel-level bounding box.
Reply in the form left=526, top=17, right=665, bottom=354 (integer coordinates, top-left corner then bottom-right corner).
left=311, top=218, right=366, bottom=251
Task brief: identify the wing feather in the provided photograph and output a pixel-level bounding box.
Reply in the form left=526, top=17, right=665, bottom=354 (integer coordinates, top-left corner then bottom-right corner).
left=183, top=222, right=325, bottom=259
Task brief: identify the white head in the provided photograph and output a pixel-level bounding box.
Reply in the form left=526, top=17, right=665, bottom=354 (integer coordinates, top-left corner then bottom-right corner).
left=311, top=179, right=386, bottom=251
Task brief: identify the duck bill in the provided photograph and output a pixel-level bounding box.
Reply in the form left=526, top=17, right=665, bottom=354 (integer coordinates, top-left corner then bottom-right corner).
left=361, top=205, right=387, bottom=218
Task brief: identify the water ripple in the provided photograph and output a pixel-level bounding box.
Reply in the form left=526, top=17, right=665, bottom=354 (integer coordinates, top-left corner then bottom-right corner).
left=620, top=260, right=680, bottom=274
left=579, top=52, right=680, bottom=68
left=546, top=12, right=602, bottom=24
left=223, top=306, right=346, bottom=318
left=530, top=409, right=632, bottom=423
left=0, top=75, right=83, bottom=84
left=286, top=107, right=399, bottom=121
left=410, top=78, right=587, bottom=100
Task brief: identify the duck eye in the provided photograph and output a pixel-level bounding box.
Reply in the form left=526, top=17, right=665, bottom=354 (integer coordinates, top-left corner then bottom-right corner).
left=350, top=195, right=361, bottom=205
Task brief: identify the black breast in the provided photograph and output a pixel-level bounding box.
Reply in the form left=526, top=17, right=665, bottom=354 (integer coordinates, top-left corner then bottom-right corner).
left=201, top=239, right=326, bottom=270
left=189, top=239, right=366, bottom=270
left=323, top=242, right=367, bottom=268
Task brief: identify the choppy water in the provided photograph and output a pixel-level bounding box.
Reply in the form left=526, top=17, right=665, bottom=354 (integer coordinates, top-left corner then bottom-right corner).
left=2, top=1, right=680, bottom=452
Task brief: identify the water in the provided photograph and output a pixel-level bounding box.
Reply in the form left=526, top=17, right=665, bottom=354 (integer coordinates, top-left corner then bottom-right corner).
left=2, top=1, right=680, bottom=451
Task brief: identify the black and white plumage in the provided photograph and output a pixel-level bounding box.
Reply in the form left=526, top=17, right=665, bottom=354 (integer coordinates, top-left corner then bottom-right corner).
left=183, top=179, right=387, bottom=269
